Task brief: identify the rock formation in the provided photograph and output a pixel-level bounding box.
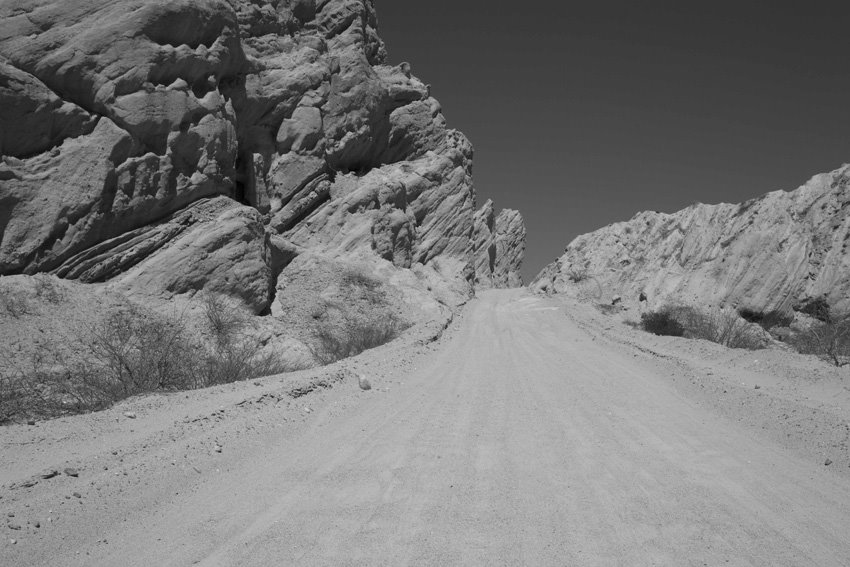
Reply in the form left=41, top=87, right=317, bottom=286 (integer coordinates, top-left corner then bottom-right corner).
left=0, top=0, right=525, bottom=313
left=533, top=164, right=850, bottom=315
left=473, top=199, right=525, bottom=288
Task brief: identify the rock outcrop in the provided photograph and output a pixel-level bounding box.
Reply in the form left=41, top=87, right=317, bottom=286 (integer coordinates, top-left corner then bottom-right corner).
left=0, top=0, right=525, bottom=312
left=533, top=164, right=850, bottom=315
left=473, top=200, right=526, bottom=288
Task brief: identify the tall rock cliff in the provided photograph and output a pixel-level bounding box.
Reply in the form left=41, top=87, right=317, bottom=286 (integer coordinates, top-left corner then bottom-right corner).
left=0, top=0, right=525, bottom=312
left=533, top=164, right=850, bottom=315
left=472, top=199, right=525, bottom=288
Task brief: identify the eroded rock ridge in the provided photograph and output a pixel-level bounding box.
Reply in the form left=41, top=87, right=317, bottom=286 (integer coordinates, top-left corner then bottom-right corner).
left=534, top=164, right=850, bottom=314
left=0, top=0, right=525, bottom=312
left=472, top=199, right=525, bottom=288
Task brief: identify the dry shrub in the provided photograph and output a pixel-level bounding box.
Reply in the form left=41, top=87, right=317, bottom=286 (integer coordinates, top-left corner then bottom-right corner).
left=0, top=275, right=65, bottom=320
left=1, top=294, right=298, bottom=423
left=642, top=305, right=765, bottom=350
left=312, top=315, right=408, bottom=365
left=2, top=303, right=203, bottom=421
left=33, top=274, right=65, bottom=303
left=304, top=266, right=408, bottom=365
left=595, top=303, right=622, bottom=315
left=791, top=315, right=850, bottom=367
left=310, top=301, right=329, bottom=320
left=566, top=266, right=588, bottom=283
left=341, top=270, right=381, bottom=291
left=201, top=292, right=248, bottom=345
left=690, top=308, right=765, bottom=350
left=340, top=269, right=386, bottom=306
left=0, top=281, right=31, bottom=318
left=1, top=341, right=120, bottom=422
left=575, top=276, right=603, bottom=303
left=88, top=304, right=199, bottom=394
left=198, top=340, right=267, bottom=386
left=0, top=364, right=26, bottom=423
left=738, top=307, right=794, bottom=331
left=798, top=297, right=831, bottom=322
left=641, top=309, right=684, bottom=337
left=199, top=292, right=293, bottom=385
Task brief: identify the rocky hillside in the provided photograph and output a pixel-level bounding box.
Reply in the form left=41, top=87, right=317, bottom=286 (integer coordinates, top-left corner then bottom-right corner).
left=533, top=164, right=850, bottom=315
left=0, top=0, right=525, bottom=315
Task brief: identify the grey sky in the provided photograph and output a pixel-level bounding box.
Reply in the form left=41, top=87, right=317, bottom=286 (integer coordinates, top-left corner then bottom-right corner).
left=376, top=1, right=850, bottom=281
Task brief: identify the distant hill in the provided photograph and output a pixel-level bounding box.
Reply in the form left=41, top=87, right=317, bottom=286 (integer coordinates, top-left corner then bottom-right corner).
left=533, top=164, right=850, bottom=316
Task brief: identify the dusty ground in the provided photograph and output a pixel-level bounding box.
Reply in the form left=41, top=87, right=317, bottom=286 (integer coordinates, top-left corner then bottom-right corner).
left=2, top=289, right=850, bottom=565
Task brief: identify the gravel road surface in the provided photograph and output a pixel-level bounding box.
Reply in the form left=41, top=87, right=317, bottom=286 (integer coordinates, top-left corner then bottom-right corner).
left=3, top=290, right=850, bottom=566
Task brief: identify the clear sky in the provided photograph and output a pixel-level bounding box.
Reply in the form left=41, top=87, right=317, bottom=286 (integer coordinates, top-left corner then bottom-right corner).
left=376, top=1, right=850, bottom=282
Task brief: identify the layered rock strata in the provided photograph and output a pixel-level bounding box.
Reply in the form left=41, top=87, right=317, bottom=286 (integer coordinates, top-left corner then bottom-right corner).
left=473, top=199, right=525, bottom=288
left=0, top=0, right=525, bottom=312
left=534, top=164, right=850, bottom=314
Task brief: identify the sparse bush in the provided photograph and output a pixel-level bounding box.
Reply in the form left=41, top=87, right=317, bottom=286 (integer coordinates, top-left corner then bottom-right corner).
left=738, top=307, right=794, bottom=331
left=642, top=305, right=765, bottom=350
left=340, top=269, right=385, bottom=305
left=0, top=282, right=30, bottom=318
left=0, top=367, right=23, bottom=423
left=574, top=275, right=603, bottom=303
left=791, top=314, right=850, bottom=367
left=1, top=347, right=115, bottom=421
left=657, top=305, right=703, bottom=330
left=797, top=297, right=831, bottom=323
left=33, top=274, right=65, bottom=303
left=341, top=270, right=381, bottom=291
left=688, top=308, right=765, bottom=350
left=312, top=315, right=408, bottom=365
left=1, top=295, right=299, bottom=423
left=309, top=299, right=330, bottom=320
left=201, top=292, right=248, bottom=346
left=0, top=275, right=64, bottom=319
left=198, top=292, right=291, bottom=383
left=199, top=337, right=263, bottom=385
left=596, top=303, right=622, bottom=315
left=86, top=304, right=198, bottom=394
left=641, top=309, right=685, bottom=337
left=566, top=266, right=588, bottom=283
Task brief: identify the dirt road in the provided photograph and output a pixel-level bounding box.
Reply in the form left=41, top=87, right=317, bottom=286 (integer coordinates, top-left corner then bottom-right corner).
left=4, top=290, right=850, bottom=565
